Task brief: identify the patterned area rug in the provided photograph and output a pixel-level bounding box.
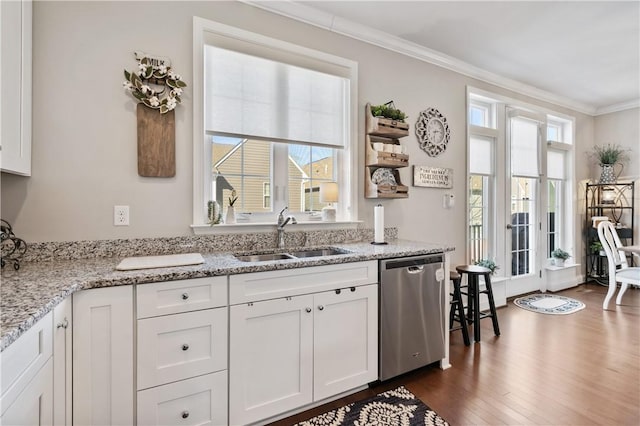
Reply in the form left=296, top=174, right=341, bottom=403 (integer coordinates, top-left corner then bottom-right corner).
left=294, top=386, right=449, bottom=426
left=514, top=293, right=585, bottom=315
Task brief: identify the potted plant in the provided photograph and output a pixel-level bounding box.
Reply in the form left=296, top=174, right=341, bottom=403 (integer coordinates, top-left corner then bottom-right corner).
left=588, top=144, right=630, bottom=184
left=551, top=249, right=571, bottom=266
left=474, top=259, right=499, bottom=275
left=590, top=241, right=605, bottom=256
left=370, top=101, right=407, bottom=122
left=226, top=190, right=238, bottom=224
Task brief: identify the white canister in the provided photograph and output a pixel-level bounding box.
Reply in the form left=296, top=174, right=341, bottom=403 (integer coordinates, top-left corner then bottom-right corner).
left=372, top=142, right=384, bottom=151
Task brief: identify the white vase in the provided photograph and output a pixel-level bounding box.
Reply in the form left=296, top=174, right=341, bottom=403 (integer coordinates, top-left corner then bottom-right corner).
left=225, top=206, right=236, bottom=224
left=553, top=258, right=565, bottom=267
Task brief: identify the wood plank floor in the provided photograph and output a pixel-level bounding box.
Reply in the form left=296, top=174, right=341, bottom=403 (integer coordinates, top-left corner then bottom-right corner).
left=270, top=283, right=640, bottom=425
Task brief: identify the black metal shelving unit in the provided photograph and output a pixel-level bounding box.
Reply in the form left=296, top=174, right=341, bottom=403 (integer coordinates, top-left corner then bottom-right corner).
left=584, top=182, right=635, bottom=284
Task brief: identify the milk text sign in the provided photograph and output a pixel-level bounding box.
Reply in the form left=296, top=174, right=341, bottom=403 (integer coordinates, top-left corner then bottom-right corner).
left=413, top=166, right=453, bottom=188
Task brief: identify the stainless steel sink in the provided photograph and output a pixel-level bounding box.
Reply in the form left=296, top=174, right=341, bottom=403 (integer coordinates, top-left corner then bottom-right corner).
left=234, top=247, right=350, bottom=262
left=289, top=248, right=350, bottom=258
left=235, top=253, right=296, bottom=262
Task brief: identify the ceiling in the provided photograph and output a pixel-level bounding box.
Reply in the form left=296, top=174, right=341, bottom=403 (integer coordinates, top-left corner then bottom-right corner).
left=248, top=1, right=640, bottom=115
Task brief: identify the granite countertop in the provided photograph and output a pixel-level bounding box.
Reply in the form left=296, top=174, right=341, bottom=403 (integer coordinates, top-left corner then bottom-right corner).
left=1, top=239, right=453, bottom=351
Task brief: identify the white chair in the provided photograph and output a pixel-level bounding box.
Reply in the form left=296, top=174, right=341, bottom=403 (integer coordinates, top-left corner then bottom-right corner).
left=597, top=221, right=640, bottom=309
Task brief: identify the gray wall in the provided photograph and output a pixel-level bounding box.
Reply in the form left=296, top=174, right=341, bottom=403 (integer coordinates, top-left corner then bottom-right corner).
left=3, top=0, right=628, bottom=268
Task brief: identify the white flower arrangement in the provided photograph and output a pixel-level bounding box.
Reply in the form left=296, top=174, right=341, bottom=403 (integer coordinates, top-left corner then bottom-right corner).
left=123, top=56, right=187, bottom=114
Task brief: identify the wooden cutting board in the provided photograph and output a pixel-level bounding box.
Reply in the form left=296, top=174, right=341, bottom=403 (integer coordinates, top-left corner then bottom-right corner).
left=116, top=253, right=204, bottom=271
left=137, top=104, right=175, bottom=177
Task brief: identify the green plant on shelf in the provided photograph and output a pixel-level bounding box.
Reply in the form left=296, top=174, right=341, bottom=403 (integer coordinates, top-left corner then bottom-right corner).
left=588, top=143, right=630, bottom=165
left=370, top=102, right=407, bottom=122
left=474, top=258, right=499, bottom=275
left=590, top=241, right=603, bottom=254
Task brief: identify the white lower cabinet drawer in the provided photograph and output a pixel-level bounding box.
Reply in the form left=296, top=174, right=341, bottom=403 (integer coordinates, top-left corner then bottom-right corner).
left=137, top=308, right=228, bottom=390
left=137, top=370, right=227, bottom=426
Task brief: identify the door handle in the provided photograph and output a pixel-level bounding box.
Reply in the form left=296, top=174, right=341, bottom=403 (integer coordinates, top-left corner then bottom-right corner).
left=506, top=224, right=513, bottom=229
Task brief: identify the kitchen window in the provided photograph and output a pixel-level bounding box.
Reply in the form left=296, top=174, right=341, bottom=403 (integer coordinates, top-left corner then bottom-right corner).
left=192, top=17, right=358, bottom=228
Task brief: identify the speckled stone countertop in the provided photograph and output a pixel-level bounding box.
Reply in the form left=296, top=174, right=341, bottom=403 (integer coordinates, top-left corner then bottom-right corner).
left=1, top=239, right=453, bottom=351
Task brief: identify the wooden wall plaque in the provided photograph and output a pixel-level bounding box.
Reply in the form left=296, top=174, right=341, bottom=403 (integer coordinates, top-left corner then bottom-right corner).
left=136, top=104, right=175, bottom=177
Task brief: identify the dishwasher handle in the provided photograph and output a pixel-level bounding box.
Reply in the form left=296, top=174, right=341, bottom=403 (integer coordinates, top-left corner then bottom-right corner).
left=407, top=265, right=424, bottom=274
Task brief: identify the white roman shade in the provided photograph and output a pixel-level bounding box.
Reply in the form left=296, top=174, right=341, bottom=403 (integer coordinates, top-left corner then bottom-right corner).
left=204, top=44, right=348, bottom=148
left=547, top=150, right=565, bottom=179
left=469, top=135, right=493, bottom=175
left=510, top=117, right=540, bottom=177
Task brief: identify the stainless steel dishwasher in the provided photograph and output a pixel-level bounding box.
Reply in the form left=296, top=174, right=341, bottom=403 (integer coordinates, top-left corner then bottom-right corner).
left=379, top=254, right=446, bottom=381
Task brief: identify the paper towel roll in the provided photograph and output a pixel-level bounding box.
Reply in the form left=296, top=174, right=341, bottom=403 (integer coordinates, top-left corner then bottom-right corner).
left=374, top=204, right=384, bottom=243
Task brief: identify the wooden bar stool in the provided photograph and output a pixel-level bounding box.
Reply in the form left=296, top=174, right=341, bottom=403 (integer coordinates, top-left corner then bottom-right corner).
left=455, top=265, right=500, bottom=343
left=449, top=270, right=470, bottom=346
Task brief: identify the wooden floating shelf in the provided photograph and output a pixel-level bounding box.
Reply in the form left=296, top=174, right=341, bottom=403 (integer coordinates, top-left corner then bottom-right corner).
left=366, top=151, right=409, bottom=168
left=364, top=103, right=410, bottom=199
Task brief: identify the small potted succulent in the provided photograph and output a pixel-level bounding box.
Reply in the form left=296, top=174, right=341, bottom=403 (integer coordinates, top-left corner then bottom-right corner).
left=474, top=259, right=499, bottom=275
left=551, top=249, right=571, bottom=266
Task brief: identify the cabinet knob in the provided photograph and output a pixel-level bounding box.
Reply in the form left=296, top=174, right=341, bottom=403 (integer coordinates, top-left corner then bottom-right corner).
left=305, top=307, right=312, bottom=313
left=318, top=305, right=324, bottom=311
left=181, top=411, right=189, bottom=419
left=335, top=289, right=341, bottom=294
left=350, top=287, right=356, bottom=292
left=56, top=318, right=69, bottom=329
left=181, top=293, right=189, bottom=300
left=182, top=344, right=189, bottom=351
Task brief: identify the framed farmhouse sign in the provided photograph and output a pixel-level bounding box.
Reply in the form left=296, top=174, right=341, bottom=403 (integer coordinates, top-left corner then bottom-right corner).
left=413, top=166, right=453, bottom=188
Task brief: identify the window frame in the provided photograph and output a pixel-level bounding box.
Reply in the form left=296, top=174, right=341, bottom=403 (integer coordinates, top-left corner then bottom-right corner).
left=192, top=17, right=359, bottom=230
left=466, top=86, right=576, bottom=277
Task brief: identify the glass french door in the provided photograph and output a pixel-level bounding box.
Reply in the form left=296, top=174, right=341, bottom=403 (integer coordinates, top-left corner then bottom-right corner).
left=505, top=112, right=544, bottom=295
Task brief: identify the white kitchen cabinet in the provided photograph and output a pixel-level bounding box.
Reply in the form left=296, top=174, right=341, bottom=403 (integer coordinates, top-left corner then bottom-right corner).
left=313, top=284, right=378, bottom=401
left=1, top=312, right=53, bottom=425
left=136, top=277, right=229, bottom=425
left=137, top=307, right=227, bottom=390
left=137, top=370, right=227, bottom=426
left=73, top=286, right=134, bottom=426
left=229, top=281, right=378, bottom=425
left=0, top=0, right=32, bottom=176
left=1, top=359, right=53, bottom=426
left=53, top=298, right=72, bottom=426
left=229, top=295, right=314, bottom=425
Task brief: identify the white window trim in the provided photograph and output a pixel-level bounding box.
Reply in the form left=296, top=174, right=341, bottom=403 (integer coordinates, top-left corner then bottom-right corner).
left=466, top=86, right=576, bottom=273
left=192, top=17, right=358, bottom=232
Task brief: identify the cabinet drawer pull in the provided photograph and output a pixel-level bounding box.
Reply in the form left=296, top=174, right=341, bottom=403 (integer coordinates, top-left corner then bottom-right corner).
left=56, top=318, right=69, bottom=329
left=318, top=305, right=324, bottom=311
left=181, top=293, right=189, bottom=300
left=181, top=411, right=189, bottom=419
left=182, top=344, right=189, bottom=351
left=305, top=307, right=312, bottom=313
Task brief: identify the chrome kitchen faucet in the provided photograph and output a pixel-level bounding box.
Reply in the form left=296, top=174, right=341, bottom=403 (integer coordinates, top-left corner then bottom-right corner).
left=277, top=207, right=297, bottom=249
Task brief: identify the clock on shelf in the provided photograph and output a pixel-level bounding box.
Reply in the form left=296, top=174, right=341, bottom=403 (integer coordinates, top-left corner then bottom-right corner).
left=415, top=107, right=450, bottom=157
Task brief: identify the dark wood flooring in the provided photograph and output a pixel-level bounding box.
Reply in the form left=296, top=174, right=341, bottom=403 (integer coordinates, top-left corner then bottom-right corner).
left=270, top=283, right=640, bottom=425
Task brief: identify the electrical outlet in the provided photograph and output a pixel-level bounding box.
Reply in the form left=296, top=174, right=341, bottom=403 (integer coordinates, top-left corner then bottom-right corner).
left=114, top=205, right=130, bottom=226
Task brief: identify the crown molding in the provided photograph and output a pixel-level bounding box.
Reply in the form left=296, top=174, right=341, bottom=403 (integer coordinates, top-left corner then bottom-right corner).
left=241, top=0, right=632, bottom=117
left=595, top=99, right=640, bottom=116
